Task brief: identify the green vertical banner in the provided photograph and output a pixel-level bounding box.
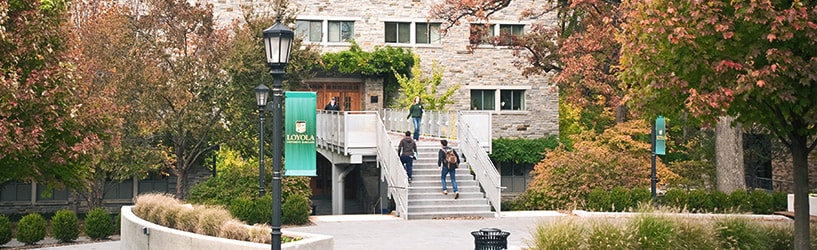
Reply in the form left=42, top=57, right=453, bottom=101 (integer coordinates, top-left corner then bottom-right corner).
left=284, top=92, right=317, bottom=176
left=655, top=116, right=666, bottom=155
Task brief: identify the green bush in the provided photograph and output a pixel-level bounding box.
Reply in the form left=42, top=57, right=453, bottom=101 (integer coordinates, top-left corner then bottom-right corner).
left=687, top=189, right=713, bottom=213
left=610, top=186, right=631, bottom=212
left=709, top=190, right=729, bottom=213
left=586, top=187, right=611, bottom=211
left=51, top=209, right=79, bottom=242
left=729, top=189, right=752, bottom=212
left=17, top=213, right=46, bottom=245
left=714, top=218, right=768, bottom=249
left=771, top=191, right=788, bottom=212
left=114, top=213, right=121, bottom=234
left=229, top=196, right=272, bottom=225
left=0, top=215, right=12, bottom=245
left=628, top=214, right=675, bottom=250
left=630, top=187, right=652, bottom=208
left=85, top=208, right=114, bottom=240
left=662, top=189, right=687, bottom=210
left=750, top=189, right=773, bottom=214
left=282, top=195, right=311, bottom=225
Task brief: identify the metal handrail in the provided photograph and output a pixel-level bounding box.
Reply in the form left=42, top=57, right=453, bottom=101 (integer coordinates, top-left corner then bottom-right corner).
left=457, top=111, right=503, bottom=217
left=375, top=117, right=409, bottom=219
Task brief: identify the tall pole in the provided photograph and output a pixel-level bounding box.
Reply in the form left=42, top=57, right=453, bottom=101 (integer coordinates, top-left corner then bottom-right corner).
left=270, top=69, right=284, bottom=250
left=259, top=107, right=266, bottom=197
left=650, top=119, right=657, bottom=208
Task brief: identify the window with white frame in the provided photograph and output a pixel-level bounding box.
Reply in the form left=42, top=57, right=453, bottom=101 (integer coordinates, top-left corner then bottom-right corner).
left=385, top=21, right=442, bottom=44
left=295, top=19, right=355, bottom=43
left=415, top=22, right=441, bottom=44
left=470, top=23, right=524, bottom=46
left=471, top=89, right=526, bottom=111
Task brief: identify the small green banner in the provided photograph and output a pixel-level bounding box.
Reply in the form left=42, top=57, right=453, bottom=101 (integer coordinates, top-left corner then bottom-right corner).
left=655, top=116, right=666, bottom=155
left=284, top=92, right=317, bottom=176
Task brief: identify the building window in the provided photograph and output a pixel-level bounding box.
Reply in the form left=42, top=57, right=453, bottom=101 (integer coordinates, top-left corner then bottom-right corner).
left=500, top=89, right=525, bottom=110
left=385, top=22, right=411, bottom=43
left=415, top=22, right=441, bottom=44
left=295, top=20, right=322, bottom=42
left=470, top=23, right=525, bottom=46
left=296, top=19, right=355, bottom=43
left=328, top=21, right=354, bottom=42
left=471, top=89, right=526, bottom=111
left=471, top=90, right=496, bottom=110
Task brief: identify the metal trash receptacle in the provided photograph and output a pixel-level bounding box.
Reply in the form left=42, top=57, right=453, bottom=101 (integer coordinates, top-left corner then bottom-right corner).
left=471, top=228, right=510, bottom=250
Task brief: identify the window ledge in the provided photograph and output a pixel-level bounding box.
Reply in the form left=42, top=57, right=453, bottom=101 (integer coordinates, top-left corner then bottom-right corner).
left=493, top=110, right=529, bottom=115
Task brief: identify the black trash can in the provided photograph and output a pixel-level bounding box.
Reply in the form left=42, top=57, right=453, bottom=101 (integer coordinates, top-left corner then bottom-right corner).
left=471, top=228, right=510, bottom=250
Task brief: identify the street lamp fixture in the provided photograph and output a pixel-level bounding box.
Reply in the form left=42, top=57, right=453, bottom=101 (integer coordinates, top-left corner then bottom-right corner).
left=255, top=84, right=269, bottom=197
left=262, top=17, right=293, bottom=250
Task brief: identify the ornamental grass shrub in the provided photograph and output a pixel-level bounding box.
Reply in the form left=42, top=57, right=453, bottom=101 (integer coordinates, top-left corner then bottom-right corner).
left=0, top=215, right=11, bottom=245
left=85, top=208, right=114, bottom=240
left=686, top=189, right=713, bottom=213
left=51, top=209, right=79, bottom=242
left=17, top=213, right=46, bottom=245
left=527, top=213, right=794, bottom=250
left=196, top=207, right=231, bottom=236
left=218, top=219, right=250, bottom=241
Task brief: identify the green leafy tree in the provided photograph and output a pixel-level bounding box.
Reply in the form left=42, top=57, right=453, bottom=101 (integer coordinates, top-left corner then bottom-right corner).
left=619, top=1, right=817, bottom=247
left=119, top=0, right=233, bottom=198
left=393, top=54, right=459, bottom=111
left=220, top=3, right=322, bottom=156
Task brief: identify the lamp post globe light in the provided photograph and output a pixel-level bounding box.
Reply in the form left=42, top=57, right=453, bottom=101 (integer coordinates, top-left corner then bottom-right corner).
left=262, top=17, right=292, bottom=250
left=255, top=84, right=269, bottom=197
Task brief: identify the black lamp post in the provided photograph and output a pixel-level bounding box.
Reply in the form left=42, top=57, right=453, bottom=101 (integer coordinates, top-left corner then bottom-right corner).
left=255, top=84, right=269, bottom=197
left=263, top=17, right=293, bottom=250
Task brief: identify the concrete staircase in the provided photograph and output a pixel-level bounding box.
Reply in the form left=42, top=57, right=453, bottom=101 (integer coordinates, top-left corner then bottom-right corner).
left=404, top=142, right=494, bottom=220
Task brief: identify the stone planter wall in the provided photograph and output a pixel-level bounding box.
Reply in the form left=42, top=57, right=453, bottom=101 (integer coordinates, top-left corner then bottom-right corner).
left=120, top=206, right=333, bottom=250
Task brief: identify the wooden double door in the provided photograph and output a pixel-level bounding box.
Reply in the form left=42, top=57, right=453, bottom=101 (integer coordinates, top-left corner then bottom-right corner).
left=306, top=82, right=362, bottom=111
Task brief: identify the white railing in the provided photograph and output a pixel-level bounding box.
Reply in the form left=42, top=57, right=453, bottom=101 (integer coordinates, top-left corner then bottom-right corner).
left=457, top=111, right=502, bottom=216
left=375, top=118, right=409, bottom=219
left=317, top=111, right=378, bottom=155
left=382, top=109, right=457, bottom=140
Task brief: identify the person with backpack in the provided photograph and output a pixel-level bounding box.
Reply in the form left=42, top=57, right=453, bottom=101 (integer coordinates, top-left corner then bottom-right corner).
left=398, top=131, right=417, bottom=183
left=437, top=139, right=460, bottom=199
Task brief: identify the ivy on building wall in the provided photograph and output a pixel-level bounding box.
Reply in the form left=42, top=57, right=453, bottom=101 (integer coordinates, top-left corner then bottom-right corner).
left=490, top=136, right=560, bottom=165
left=320, top=41, right=414, bottom=104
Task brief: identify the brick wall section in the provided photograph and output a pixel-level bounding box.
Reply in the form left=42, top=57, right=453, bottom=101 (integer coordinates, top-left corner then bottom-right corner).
left=203, top=0, right=560, bottom=139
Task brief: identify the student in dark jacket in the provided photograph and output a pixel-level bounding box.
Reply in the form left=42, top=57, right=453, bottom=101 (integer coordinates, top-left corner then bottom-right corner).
left=397, top=131, right=417, bottom=182
left=437, top=139, right=460, bottom=199
left=406, top=96, right=424, bottom=141
left=324, top=97, right=340, bottom=111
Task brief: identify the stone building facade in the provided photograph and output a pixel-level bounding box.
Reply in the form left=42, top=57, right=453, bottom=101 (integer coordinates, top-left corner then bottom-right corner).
left=205, top=0, right=560, bottom=139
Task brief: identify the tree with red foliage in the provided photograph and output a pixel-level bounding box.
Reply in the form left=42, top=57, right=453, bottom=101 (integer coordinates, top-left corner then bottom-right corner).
left=431, top=0, right=630, bottom=123
left=619, top=1, right=817, bottom=248
left=0, top=0, right=117, bottom=189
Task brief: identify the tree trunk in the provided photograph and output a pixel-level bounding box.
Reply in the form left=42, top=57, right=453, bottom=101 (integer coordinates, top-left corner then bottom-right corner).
left=615, top=104, right=627, bottom=124
left=789, top=133, right=810, bottom=250
left=715, top=116, right=745, bottom=192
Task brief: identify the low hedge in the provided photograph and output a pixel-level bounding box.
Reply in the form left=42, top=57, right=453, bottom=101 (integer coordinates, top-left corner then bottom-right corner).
left=576, top=187, right=787, bottom=214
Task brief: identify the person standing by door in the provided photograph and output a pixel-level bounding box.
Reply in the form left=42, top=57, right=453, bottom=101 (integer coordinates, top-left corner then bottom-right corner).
left=324, top=97, right=340, bottom=111
left=397, top=131, right=417, bottom=182
left=406, top=96, right=424, bottom=141
left=437, top=139, right=460, bottom=199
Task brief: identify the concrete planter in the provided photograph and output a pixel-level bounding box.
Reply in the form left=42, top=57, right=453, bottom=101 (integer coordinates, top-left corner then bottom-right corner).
left=120, top=206, right=332, bottom=250
left=786, top=194, right=817, bottom=216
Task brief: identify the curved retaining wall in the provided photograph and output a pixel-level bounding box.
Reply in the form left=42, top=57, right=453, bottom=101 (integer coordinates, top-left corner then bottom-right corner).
left=120, top=206, right=333, bottom=250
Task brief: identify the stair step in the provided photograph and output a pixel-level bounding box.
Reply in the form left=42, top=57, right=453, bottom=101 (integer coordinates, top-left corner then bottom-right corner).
left=405, top=211, right=495, bottom=220
left=408, top=198, right=489, bottom=206
left=408, top=204, right=491, bottom=213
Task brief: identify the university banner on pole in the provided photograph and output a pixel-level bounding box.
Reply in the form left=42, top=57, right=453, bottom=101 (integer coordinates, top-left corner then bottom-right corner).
left=655, top=116, right=666, bottom=155
left=284, top=92, right=316, bottom=176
